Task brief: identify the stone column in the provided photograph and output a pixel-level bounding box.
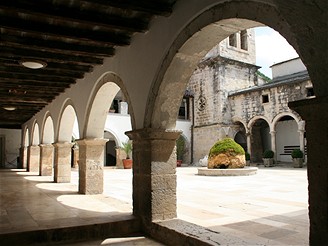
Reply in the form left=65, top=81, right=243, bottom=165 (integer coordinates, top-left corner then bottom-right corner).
left=116, top=148, right=125, bottom=169
left=126, top=128, right=181, bottom=223
left=246, top=132, right=251, bottom=156
left=27, top=145, right=40, bottom=172
left=270, top=131, right=276, bottom=161
left=298, top=120, right=306, bottom=153
left=19, top=146, right=27, bottom=169
left=39, top=144, right=54, bottom=176
left=53, top=142, right=73, bottom=183
left=290, top=97, right=328, bottom=244
left=72, top=146, right=79, bottom=169
left=77, top=138, right=107, bottom=195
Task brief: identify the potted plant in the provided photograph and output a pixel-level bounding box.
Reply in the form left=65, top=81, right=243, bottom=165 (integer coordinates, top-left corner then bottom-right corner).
left=120, top=140, right=133, bottom=169
left=263, top=150, right=274, bottom=167
left=176, top=136, right=186, bottom=167
left=291, top=149, right=304, bottom=168
left=245, top=152, right=251, bottom=166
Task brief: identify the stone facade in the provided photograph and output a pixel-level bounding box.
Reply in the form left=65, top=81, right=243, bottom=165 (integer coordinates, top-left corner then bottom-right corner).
left=188, top=31, right=310, bottom=164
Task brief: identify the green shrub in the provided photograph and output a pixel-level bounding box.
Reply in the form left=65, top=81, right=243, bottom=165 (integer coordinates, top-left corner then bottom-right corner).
left=291, top=149, right=303, bottom=158
left=176, top=135, right=186, bottom=160
left=209, top=138, right=245, bottom=158
left=263, top=150, right=274, bottom=158
left=245, top=152, right=250, bottom=161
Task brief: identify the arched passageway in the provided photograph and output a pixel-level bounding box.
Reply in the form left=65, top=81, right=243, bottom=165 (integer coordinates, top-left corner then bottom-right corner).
left=104, top=131, right=118, bottom=167
left=233, top=122, right=247, bottom=152
left=39, top=115, right=55, bottom=176
left=250, top=119, right=271, bottom=162
left=14, top=0, right=328, bottom=244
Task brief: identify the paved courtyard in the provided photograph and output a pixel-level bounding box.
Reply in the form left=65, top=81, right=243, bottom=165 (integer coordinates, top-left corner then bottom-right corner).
left=0, top=165, right=308, bottom=245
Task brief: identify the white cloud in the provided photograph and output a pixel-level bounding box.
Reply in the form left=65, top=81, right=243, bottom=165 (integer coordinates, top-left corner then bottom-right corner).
left=255, top=27, right=298, bottom=78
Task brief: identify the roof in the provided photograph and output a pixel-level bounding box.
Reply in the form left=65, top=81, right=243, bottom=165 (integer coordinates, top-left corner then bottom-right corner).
left=229, top=70, right=310, bottom=97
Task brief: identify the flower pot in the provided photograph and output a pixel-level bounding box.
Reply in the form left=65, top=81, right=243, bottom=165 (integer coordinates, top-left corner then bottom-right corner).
left=122, top=159, right=132, bottom=169
left=177, top=160, right=182, bottom=167
left=293, top=158, right=303, bottom=168
left=263, top=158, right=274, bottom=167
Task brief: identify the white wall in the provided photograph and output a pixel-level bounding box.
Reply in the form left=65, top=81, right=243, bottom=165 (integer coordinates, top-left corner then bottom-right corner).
left=175, top=120, right=192, bottom=143
left=104, top=113, right=132, bottom=147
left=271, top=57, right=306, bottom=78
left=0, top=129, right=21, bottom=166
left=276, top=120, right=299, bottom=162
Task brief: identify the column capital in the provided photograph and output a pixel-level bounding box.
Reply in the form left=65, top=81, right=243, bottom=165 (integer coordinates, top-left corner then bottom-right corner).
left=126, top=128, right=181, bottom=141
left=39, top=143, right=54, bottom=148
left=53, top=142, right=73, bottom=148
left=289, top=97, right=328, bottom=121
left=76, top=138, right=108, bottom=146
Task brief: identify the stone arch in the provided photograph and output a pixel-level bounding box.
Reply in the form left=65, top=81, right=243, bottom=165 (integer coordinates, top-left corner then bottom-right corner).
left=145, top=1, right=300, bottom=130
left=248, top=116, right=271, bottom=162
left=104, top=130, right=120, bottom=167
left=272, top=111, right=302, bottom=130
left=232, top=120, right=248, bottom=152
left=23, top=127, right=29, bottom=147
left=41, top=113, right=54, bottom=144
left=248, top=115, right=273, bottom=132
left=31, top=121, right=40, bottom=145
left=83, top=72, right=135, bottom=139
left=57, top=100, right=78, bottom=143
left=232, top=117, right=249, bottom=133
left=272, top=112, right=304, bottom=163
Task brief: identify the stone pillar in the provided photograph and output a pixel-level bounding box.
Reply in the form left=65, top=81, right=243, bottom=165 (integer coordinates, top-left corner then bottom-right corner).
left=39, top=144, right=54, bottom=176
left=20, top=146, right=27, bottom=169
left=126, top=128, right=181, bottom=223
left=270, top=131, right=276, bottom=161
left=298, top=120, right=306, bottom=153
left=27, top=145, right=40, bottom=172
left=77, top=139, right=107, bottom=195
left=116, top=148, right=125, bottom=169
left=290, top=97, right=328, bottom=244
left=72, top=146, right=79, bottom=169
left=246, top=132, right=251, bottom=155
left=53, top=142, right=73, bottom=183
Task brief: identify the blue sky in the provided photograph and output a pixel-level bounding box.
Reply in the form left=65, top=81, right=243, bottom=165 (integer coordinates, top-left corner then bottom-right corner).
left=255, top=27, right=298, bottom=78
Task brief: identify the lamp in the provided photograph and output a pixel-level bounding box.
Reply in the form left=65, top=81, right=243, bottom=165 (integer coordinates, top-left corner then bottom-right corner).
left=3, top=106, right=16, bottom=111
left=20, top=60, right=47, bottom=69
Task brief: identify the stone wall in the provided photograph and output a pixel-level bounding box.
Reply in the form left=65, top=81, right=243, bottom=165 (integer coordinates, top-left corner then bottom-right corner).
left=229, top=79, right=313, bottom=123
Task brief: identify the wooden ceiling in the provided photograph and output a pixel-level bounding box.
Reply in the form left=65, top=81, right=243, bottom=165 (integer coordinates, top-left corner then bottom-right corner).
left=0, top=0, right=176, bottom=129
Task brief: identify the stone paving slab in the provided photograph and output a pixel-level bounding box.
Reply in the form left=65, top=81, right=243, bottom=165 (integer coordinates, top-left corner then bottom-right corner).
left=0, top=165, right=309, bottom=245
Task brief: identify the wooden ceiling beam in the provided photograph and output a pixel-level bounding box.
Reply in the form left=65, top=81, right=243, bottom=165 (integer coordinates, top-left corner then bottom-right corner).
left=0, top=16, right=131, bottom=47
left=0, top=73, right=76, bottom=84
left=0, top=34, right=116, bottom=57
left=0, top=84, right=66, bottom=92
left=0, top=59, right=94, bottom=73
left=0, top=66, right=85, bottom=79
left=0, top=2, right=149, bottom=33
left=81, top=0, right=175, bottom=16
left=0, top=46, right=104, bottom=65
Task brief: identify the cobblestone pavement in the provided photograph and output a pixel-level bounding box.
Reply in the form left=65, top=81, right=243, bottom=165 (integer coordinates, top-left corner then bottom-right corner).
left=0, top=165, right=308, bottom=245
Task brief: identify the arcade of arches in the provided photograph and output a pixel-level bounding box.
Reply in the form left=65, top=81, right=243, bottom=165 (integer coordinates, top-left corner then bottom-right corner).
left=3, top=1, right=328, bottom=245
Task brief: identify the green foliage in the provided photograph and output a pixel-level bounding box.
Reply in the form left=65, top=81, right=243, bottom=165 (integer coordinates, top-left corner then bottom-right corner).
left=245, top=152, right=251, bottom=161
left=291, top=149, right=304, bottom=158
left=263, top=150, right=274, bottom=158
left=209, top=138, right=245, bottom=158
left=120, top=140, right=133, bottom=159
left=176, top=135, right=186, bottom=160
left=256, top=71, right=272, bottom=83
